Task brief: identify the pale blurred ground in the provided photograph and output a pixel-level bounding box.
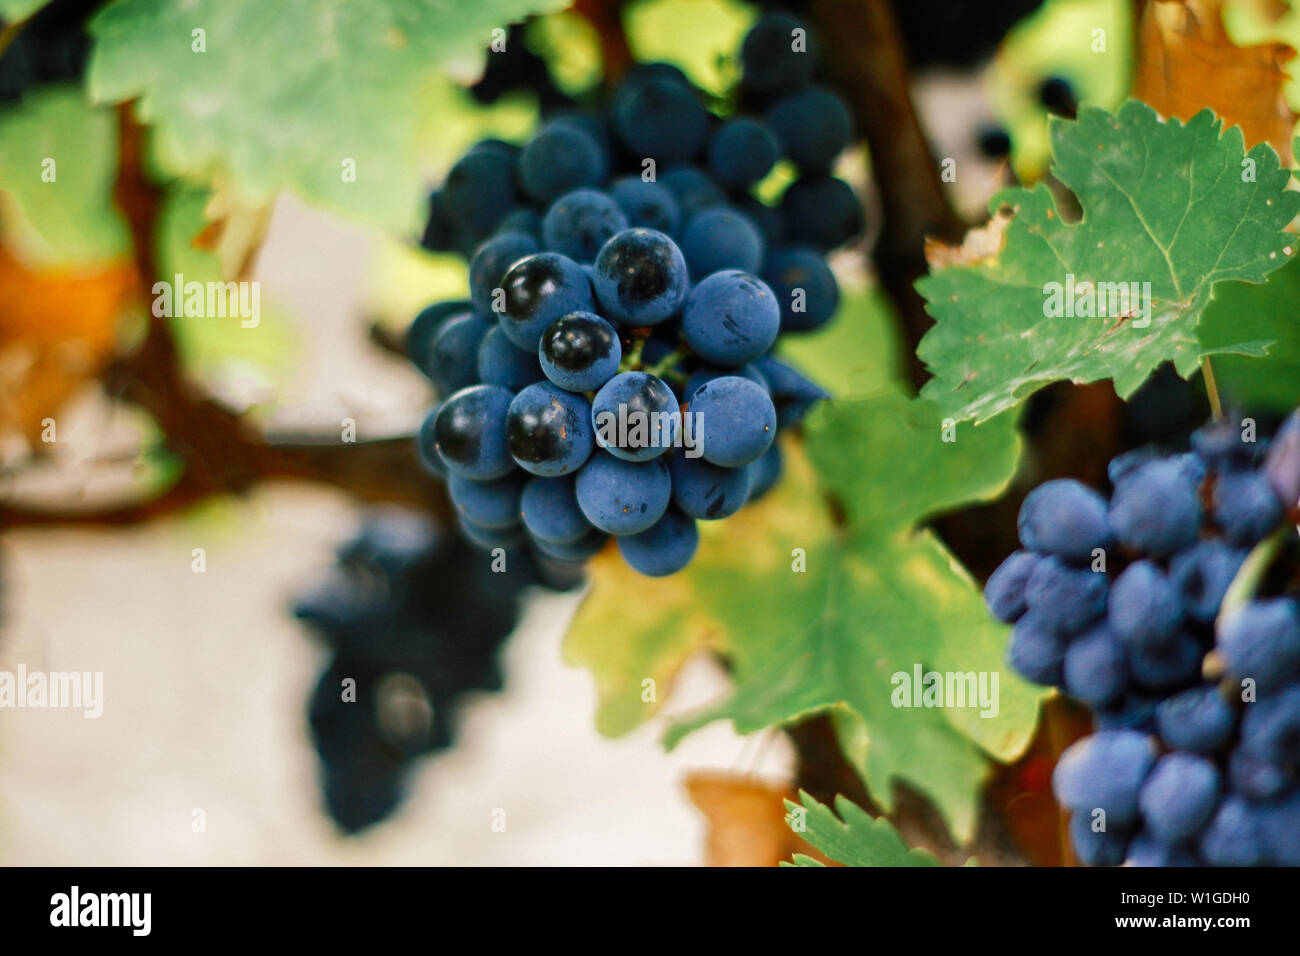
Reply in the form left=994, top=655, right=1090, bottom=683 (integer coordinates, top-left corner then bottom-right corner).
left=0, top=198, right=793, bottom=866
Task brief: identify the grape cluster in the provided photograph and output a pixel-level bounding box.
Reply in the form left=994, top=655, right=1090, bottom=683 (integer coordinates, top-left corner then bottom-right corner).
left=985, top=414, right=1300, bottom=865
left=410, top=13, right=856, bottom=577
left=0, top=0, right=98, bottom=103
left=293, top=509, right=577, bottom=832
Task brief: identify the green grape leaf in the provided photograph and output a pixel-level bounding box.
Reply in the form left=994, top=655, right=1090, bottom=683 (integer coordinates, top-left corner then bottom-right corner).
left=86, top=0, right=566, bottom=229
left=917, top=101, right=1300, bottom=424
left=1198, top=256, right=1300, bottom=413
left=565, top=392, right=1045, bottom=842
left=0, top=86, right=130, bottom=266
left=782, top=791, right=939, bottom=867
left=0, top=0, right=46, bottom=20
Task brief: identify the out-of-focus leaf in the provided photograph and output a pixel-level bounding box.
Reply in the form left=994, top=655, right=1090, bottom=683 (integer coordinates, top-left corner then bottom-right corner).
left=777, top=283, right=903, bottom=397
left=0, top=85, right=130, bottom=267
left=1135, top=0, right=1297, bottom=163
left=686, top=773, right=831, bottom=867
left=87, top=0, right=566, bottom=229
left=1199, top=254, right=1300, bottom=412
left=0, top=244, right=133, bottom=443
left=991, top=0, right=1133, bottom=180
left=624, top=0, right=751, bottom=99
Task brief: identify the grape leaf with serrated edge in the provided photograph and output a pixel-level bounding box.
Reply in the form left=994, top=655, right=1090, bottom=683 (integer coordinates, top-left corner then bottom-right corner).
left=565, top=392, right=1045, bottom=842
left=917, top=101, right=1300, bottom=424
left=782, top=791, right=939, bottom=867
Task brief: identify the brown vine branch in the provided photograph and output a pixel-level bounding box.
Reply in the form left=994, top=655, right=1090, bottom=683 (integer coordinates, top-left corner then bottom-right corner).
left=0, top=106, right=447, bottom=531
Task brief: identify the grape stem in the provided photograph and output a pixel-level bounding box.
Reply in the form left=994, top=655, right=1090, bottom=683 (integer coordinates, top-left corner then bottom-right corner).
left=617, top=335, right=646, bottom=373
left=1201, top=356, right=1224, bottom=420
left=644, top=346, right=689, bottom=380
left=1216, top=523, right=1295, bottom=628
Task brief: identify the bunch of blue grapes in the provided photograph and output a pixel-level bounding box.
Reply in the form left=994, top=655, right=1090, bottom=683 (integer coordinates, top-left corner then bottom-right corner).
left=410, top=13, right=857, bottom=577
left=293, top=509, right=577, bottom=832
left=985, top=414, right=1300, bottom=865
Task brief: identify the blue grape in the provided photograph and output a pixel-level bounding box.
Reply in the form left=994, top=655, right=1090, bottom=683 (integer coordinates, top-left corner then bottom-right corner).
left=574, top=452, right=672, bottom=535
left=1227, top=747, right=1292, bottom=800
left=1124, top=832, right=1197, bottom=867
left=762, top=246, right=839, bottom=332
left=441, top=148, right=517, bottom=246
left=741, top=12, right=816, bottom=99
left=1127, top=631, right=1203, bottom=690
left=1106, top=446, right=1162, bottom=487
left=1095, top=693, right=1161, bottom=734
left=780, top=175, right=862, bottom=250
left=618, top=61, right=692, bottom=91
left=767, top=86, right=852, bottom=170
left=1108, top=458, right=1201, bottom=555
left=752, top=357, right=829, bottom=428
left=1255, top=790, right=1300, bottom=865
left=682, top=270, right=781, bottom=365
left=1214, top=469, right=1283, bottom=545
left=416, top=405, right=446, bottom=477
left=1198, top=797, right=1266, bottom=866
left=469, top=231, right=538, bottom=314
left=1192, top=418, right=1262, bottom=464
left=496, top=208, right=542, bottom=240
left=679, top=207, right=765, bottom=278
left=1217, top=599, right=1300, bottom=691
left=408, top=299, right=472, bottom=378
left=1024, top=556, right=1108, bottom=634
left=1239, top=685, right=1300, bottom=765
left=610, top=177, right=681, bottom=235
left=670, top=448, right=752, bottom=520
left=1168, top=539, right=1246, bottom=624
left=1052, top=729, right=1155, bottom=827
left=612, top=76, right=709, bottom=164
left=541, top=189, right=628, bottom=263
left=520, top=475, right=591, bottom=544
left=617, top=507, right=699, bottom=576
left=983, top=550, right=1040, bottom=623
left=659, top=167, right=726, bottom=222
left=1264, top=410, right=1300, bottom=507
left=747, top=442, right=783, bottom=502
left=545, top=110, right=613, bottom=154
left=1006, top=610, right=1068, bottom=685
left=592, top=228, right=689, bottom=325
left=591, top=371, right=681, bottom=462
left=531, top=526, right=609, bottom=561
left=1155, top=686, right=1236, bottom=754
left=707, top=118, right=779, bottom=189
left=425, top=311, right=492, bottom=394
left=448, top=471, right=526, bottom=529
left=1064, top=625, right=1127, bottom=708
left=518, top=123, right=607, bottom=203
left=477, top=325, right=542, bottom=390
left=1068, top=812, right=1130, bottom=866
left=1016, top=478, right=1111, bottom=561
left=684, top=362, right=768, bottom=400
left=430, top=385, right=515, bottom=480
left=735, top=196, right=786, bottom=246
left=505, top=382, right=594, bottom=477
left=459, top=517, right=525, bottom=551
left=539, top=311, right=621, bottom=392
left=688, top=375, right=777, bottom=468
left=500, top=252, right=595, bottom=350
left=1108, top=560, right=1182, bottom=651
left=1137, top=752, right=1221, bottom=843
